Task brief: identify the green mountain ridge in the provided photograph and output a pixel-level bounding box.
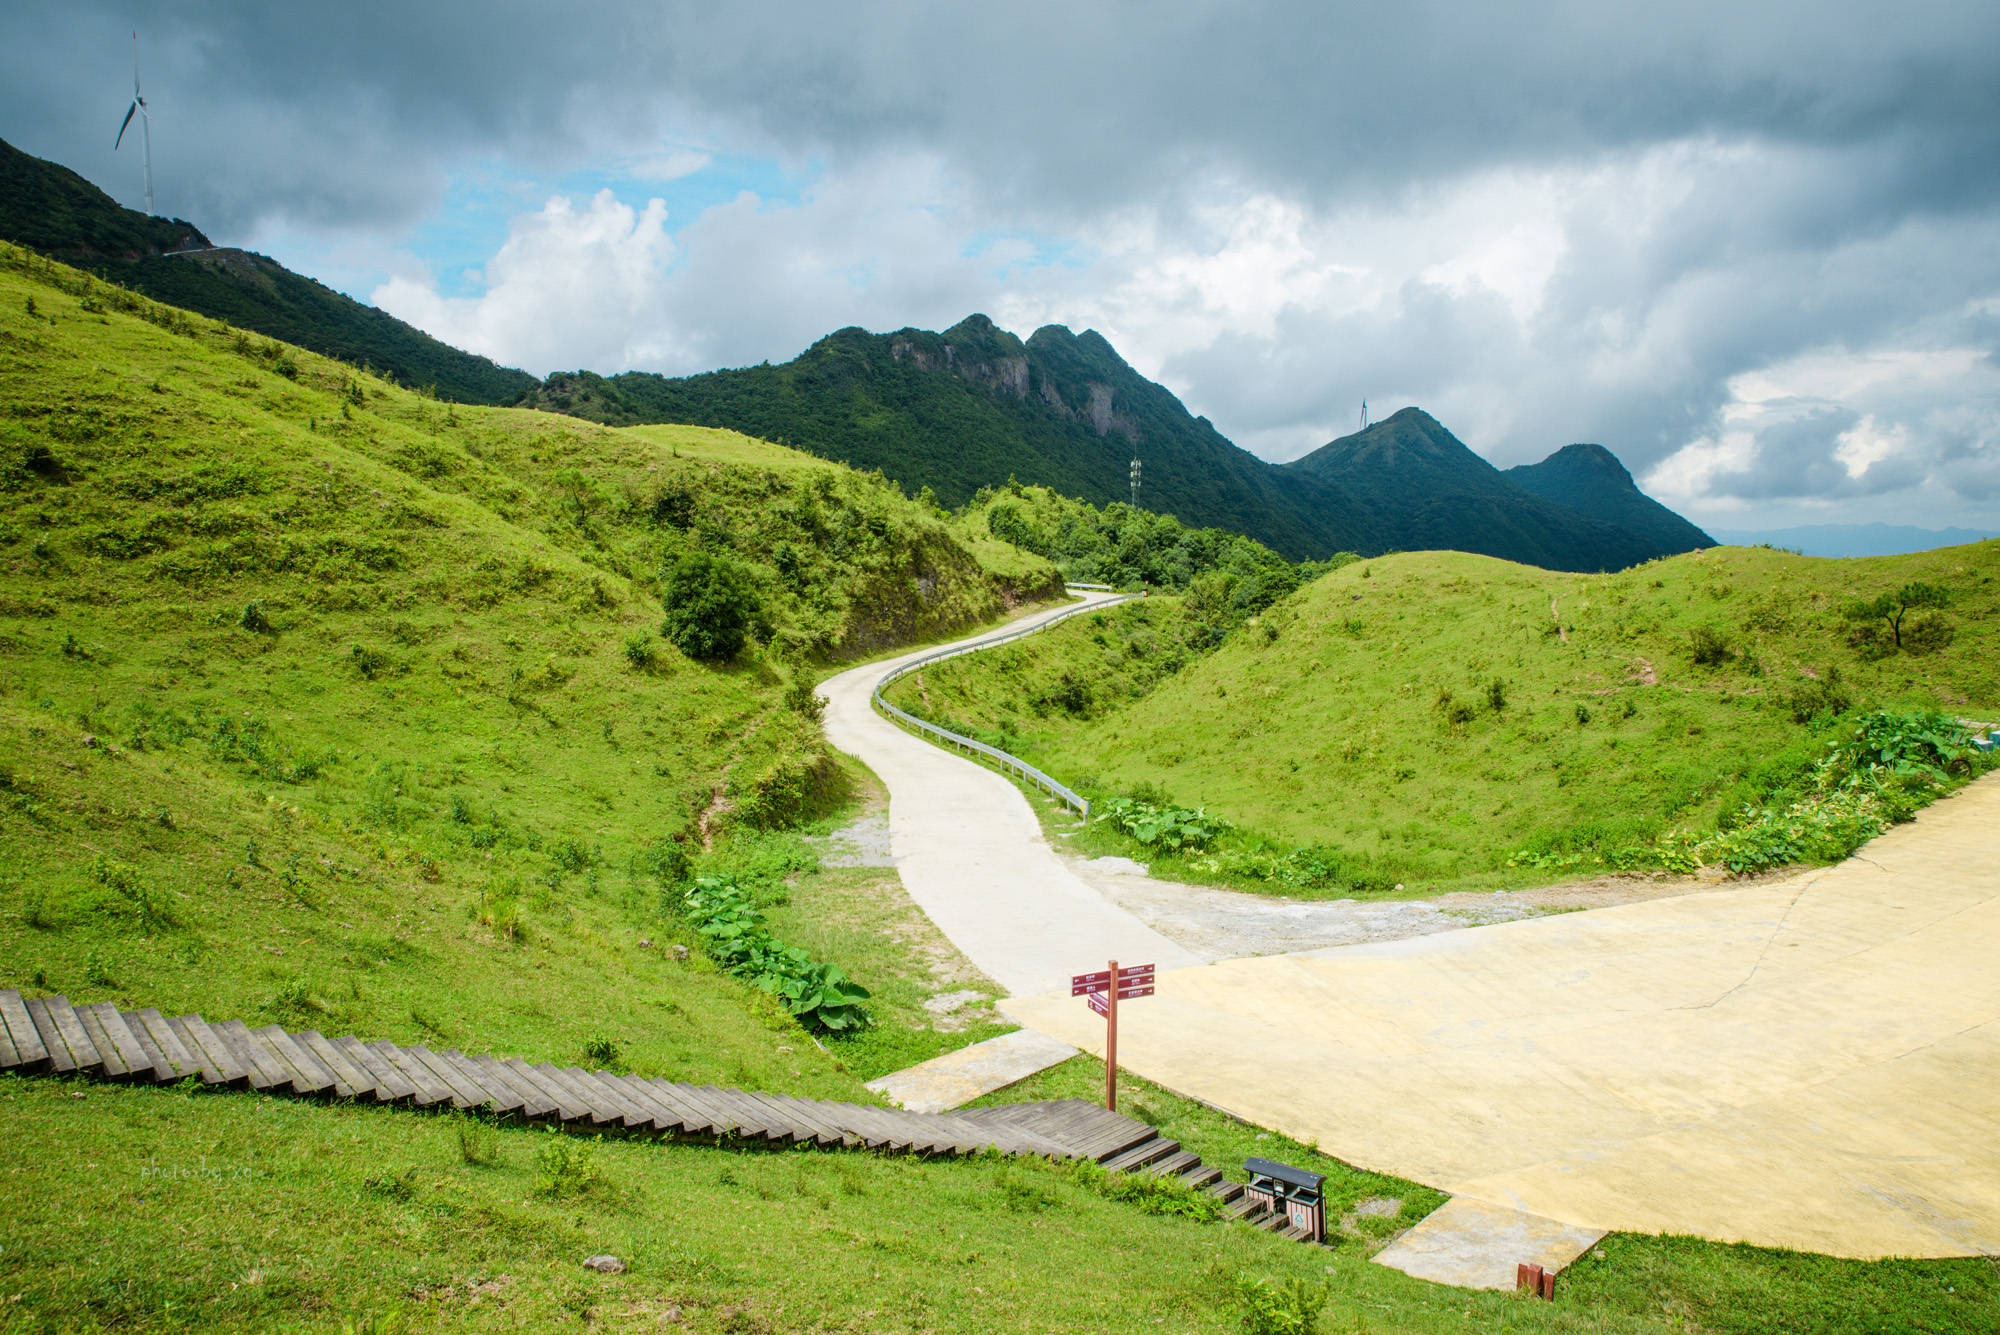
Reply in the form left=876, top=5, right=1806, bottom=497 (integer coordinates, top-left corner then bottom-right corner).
left=1284, top=408, right=1698, bottom=571
left=1506, top=442, right=1716, bottom=554
left=527, top=322, right=1711, bottom=572
left=523, top=314, right=1387, bottom=562
left=0, top=136, right=538, bottom=406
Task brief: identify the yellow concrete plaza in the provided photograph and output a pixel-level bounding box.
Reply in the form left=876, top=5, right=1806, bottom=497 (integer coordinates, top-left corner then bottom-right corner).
left=1007, top=774, right=2000, bottom=1258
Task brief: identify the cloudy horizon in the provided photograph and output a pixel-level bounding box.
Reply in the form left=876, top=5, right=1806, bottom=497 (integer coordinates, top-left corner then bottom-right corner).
left=5, top=0, right=1997, bottom=532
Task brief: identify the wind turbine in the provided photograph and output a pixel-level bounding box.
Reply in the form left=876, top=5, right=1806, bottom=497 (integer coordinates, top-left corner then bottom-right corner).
left=114, top=31, right=153, bottom=216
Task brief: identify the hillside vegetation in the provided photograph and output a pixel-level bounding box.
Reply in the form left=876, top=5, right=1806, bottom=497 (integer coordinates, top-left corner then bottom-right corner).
left=0, top=137, right=538, bottom=405
left=0, top=237, right=1064, bottom=1077
left=890, top=544, right=2000, bottom=892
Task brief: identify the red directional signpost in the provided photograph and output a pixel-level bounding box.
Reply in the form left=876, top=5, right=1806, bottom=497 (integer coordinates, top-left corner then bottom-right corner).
left=1071, top=960, right=1155, bottom=1111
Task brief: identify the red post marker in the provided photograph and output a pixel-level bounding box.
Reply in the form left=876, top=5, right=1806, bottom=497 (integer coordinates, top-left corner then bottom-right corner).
left=1073, top=959, right=1154, bottom=1112
left=1105, top=960, right=1119, bottom=1112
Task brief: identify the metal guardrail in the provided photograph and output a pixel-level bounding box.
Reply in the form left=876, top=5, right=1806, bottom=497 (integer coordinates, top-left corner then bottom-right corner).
left=870, top=588, right=1137, bottom=816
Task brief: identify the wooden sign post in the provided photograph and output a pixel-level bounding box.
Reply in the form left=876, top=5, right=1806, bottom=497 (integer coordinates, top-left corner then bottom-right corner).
left=1071, top=960, right=1155, bottom=1111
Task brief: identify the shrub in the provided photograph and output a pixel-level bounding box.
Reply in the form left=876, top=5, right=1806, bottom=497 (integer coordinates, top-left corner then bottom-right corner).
left=531, top=1131, right=606, bottom=1199
left=1688, top=625, right=1734, bottom=666
left=453, top=1113, right=501, bottom=1167
left=1235, top=1274, right=1328, bottom=1335
left=1485, top=677, right=1508, bottom=711
left=622, top=631, right=657, bottom=670
left=238, top=600, right=275, bottom=634
left=659, top=551, right=765, bottom=660
left=1070, top=1159, right=1221, bottom=1221
left=783, top=677, right=826, bottom=722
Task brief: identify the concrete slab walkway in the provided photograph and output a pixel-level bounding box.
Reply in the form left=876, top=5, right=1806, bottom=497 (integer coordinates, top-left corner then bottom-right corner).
left=819, top=594, right=1203, bottom=999
left=1005, top=773, right=2000, bottom=1259
left=1371, top=1199, right=1604, bottom=1290
left=866, top=1029, right=1079, bottom=1113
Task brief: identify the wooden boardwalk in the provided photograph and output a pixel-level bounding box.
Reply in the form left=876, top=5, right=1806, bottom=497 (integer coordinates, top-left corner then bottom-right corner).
left=0, top=989, right=1321, bottom=1243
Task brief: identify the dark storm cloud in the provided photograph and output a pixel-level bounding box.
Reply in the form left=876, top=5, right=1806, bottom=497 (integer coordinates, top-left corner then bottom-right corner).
left=1711, top=408, right=1864, bottom=499
left=7, top=0, right=1997, bottom=232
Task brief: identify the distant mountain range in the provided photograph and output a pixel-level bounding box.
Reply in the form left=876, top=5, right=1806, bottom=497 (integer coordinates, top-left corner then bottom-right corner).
left=1705, top=523, right=1997, bottom=559
left=0, top=136, right=535, bottom=405
left=526, top=319, right=1713, bottom=569
left=3, top=137, right=1715, bottom=572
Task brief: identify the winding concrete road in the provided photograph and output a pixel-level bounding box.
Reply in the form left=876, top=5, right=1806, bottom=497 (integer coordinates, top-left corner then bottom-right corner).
left=828, top=595, right=2000, bottom=1260
left=819, top=592, right=1203, bottom=999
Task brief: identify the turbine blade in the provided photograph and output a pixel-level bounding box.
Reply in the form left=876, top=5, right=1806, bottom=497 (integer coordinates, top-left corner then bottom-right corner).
left=115, top=101, right=137, bottom=149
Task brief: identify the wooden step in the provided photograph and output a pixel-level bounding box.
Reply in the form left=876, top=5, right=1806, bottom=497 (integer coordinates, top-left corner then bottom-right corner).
left=1102, top=1136, right=1180, bottom=1172
left=0, top=990, right=48, bottom=1069
left=124, top=1009, right=201, bottom=1083
left=74, top=1002, right=146, bottom=1080
left=466, top=1054, right=556, bottom=1119
left=1179, top=1165, right=1224, bottom=1192
left=333, top=1034, right=413, bottom=1101
left=370, top=1041, right=453, bottom=1107
left=440, top=1050, right=528, bottom=1117
left=166, top=1014, right=248, bottom=1087
left=36, top=996, right=101, bottom=1075
left=504, top=1059, right=589, bottom=1121
left=254, top=1025, right=337, bottom=1097
left=1223, top=1195, right=1270, bottom=1222
left=1143, top=1150, right=1202, bottom=1179
left=213, top=1020, right=287, bottom=1091
left=1207, top=1179, right=1245, bottom=1204
left=293, top=1030, right=371, bottom=1100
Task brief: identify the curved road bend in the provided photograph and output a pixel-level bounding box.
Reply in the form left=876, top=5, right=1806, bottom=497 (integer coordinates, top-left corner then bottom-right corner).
left=819, top=592, right=1202, bottom=998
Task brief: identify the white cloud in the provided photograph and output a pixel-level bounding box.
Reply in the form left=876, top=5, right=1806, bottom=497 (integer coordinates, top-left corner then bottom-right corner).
left=373, top=190, right=681, bottom=375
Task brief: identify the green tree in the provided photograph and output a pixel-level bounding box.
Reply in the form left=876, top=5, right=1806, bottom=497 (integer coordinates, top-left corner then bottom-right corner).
left=660, top=552, right=765, bottom=660
left=1844, top=582, right=1951, bottom=654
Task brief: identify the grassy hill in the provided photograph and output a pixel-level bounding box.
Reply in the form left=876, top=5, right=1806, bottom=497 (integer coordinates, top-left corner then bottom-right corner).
left=0, top=136, right=538, bottom=405
left=0, top=248, right=1994, bottom=1333
left=889, top=543, right=2000, bottom=892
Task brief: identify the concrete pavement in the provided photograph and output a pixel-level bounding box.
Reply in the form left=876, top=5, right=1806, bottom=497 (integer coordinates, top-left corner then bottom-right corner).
left=819, top=593, right=1204, bottom=999
left=1005, top=773, right=2000, bottom=1259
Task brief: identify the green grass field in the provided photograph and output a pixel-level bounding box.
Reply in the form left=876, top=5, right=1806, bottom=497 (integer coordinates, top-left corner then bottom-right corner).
left=2, top=246, right=1996, bottom=1334
left=888, top=545, right=2000, bottom=893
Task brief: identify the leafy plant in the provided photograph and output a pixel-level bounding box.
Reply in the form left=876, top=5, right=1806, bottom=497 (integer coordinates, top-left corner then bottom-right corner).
left=680, top=875, right=872, bottom=1033
left=1234, top=1274, right=1328, bottom=1335
left=530, top=1131, right=605, bottom=1199
left=1071, top=1159, right=1221, bottom=1221
left=1095, top=797, right=1232, bottom=852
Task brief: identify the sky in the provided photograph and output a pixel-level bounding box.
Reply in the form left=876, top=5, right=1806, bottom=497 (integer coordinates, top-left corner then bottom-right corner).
left=5, top=0, right=1998, bottom=532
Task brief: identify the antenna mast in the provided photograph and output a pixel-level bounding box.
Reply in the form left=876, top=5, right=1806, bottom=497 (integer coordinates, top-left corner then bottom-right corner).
left=1129, top=455, right=1142, bottom=509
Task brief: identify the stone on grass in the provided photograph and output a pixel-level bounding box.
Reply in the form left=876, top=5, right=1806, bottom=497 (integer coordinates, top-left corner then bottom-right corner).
left=582, top=1255, right=626, bottom=1274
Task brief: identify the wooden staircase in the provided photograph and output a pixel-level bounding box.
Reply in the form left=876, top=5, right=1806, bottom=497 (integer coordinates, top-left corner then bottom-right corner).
left=0, top=988, right=1318, bottom=1241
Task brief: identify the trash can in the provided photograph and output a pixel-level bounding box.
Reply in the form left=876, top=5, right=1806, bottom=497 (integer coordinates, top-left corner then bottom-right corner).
left=1243, top=1157, right=1326, bottom=1243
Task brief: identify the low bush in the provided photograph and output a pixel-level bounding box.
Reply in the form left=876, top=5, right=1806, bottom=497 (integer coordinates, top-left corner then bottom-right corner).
left=679, top=875, right=871, bottom=1033
left=1095, top=797, right=1231, bottom=853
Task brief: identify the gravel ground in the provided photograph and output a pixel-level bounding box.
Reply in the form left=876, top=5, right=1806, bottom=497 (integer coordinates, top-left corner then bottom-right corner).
left=1059, top=851, right=1739, bottom=962
left=810, top=806, right=1743, bottom=964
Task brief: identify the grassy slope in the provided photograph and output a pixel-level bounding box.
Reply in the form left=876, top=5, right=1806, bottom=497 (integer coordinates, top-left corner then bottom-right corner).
left=0, top=241, right=1066, bottom=1094
left=891, top=545, right=2000, bottom=890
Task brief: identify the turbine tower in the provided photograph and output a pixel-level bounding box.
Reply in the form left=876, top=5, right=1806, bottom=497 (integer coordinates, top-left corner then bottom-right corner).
left=114, top=31, right=153, bottom=216
left=1358, top=399, right=1369, bottom=431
